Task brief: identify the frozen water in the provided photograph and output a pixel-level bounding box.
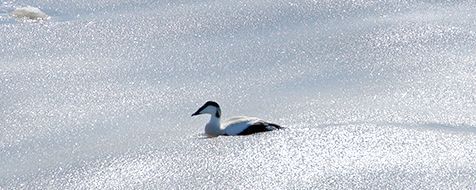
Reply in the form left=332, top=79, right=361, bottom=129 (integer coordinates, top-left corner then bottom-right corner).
left=10, top=6, right=49, bottom=21
left=0, top=0, right=475, bottom=189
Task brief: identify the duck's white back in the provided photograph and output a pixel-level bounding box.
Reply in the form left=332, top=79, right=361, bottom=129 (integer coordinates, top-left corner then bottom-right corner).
left=223, top=116, right=262, bottom=135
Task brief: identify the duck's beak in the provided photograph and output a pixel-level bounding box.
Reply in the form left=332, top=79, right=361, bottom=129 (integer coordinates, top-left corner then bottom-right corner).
left=191, top=110, right=200, bottom=117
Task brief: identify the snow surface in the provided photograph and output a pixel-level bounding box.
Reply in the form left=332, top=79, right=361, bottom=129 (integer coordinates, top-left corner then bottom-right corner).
left=1, top=0, right=475, bottom=189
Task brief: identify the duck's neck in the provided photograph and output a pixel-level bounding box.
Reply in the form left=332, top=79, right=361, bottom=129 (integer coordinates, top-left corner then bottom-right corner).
left=205, top=115, right=222, bottom=136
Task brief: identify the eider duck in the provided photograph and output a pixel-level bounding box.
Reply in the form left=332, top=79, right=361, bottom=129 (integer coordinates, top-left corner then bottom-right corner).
left=192, top=101, right=282, bottom=137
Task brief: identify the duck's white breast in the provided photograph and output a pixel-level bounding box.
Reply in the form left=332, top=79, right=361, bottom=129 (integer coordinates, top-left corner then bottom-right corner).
left=223, top=116, right=262, bottom=135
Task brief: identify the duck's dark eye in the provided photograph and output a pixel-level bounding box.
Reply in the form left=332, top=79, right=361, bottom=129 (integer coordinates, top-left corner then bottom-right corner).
left=215, top=111, right=221, bottom=118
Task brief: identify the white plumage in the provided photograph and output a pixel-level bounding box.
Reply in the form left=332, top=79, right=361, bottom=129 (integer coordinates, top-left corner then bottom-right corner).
left=222, top=116, right=261, bottom=135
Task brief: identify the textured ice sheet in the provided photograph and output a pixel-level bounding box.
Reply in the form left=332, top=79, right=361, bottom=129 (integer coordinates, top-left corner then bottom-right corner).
left=3, top=123, right=476, bottom=189
left=0, top=0, right=475, bottom=189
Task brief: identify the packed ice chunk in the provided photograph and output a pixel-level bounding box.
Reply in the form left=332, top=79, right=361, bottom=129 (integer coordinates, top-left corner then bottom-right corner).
left=10, top=6, right=48, bottom=21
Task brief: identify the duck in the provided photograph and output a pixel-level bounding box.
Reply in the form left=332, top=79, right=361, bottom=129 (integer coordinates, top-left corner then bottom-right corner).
left=191, top=101, right=283, bottom=137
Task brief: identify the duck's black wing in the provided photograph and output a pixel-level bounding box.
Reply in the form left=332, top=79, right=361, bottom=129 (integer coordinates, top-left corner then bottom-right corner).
left=237, top=121, right=283, bottom=135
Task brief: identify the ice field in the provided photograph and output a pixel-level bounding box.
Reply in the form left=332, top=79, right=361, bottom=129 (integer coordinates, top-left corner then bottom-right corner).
left=1, top=0, right=475, bottom=189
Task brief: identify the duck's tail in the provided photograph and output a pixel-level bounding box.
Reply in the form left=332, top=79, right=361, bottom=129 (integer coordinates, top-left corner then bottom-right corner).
left=267, top=123, right=284, bottom=130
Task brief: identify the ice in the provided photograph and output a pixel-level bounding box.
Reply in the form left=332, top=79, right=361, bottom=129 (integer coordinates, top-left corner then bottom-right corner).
left=10, top=6, right=49, bottom=21
left=0, top=0, right=475, bottom=189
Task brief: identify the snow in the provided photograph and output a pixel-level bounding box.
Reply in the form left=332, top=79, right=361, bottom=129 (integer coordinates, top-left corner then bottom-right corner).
left=0, top=0, right=475, bottom=189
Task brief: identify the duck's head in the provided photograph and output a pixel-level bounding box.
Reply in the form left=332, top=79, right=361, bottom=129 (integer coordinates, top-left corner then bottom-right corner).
left=191, top=101, right=221, bottom=118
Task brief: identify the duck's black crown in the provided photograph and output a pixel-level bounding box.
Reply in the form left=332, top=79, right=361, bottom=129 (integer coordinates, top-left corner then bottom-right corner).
left=203, top=101, right=220, bottom=108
